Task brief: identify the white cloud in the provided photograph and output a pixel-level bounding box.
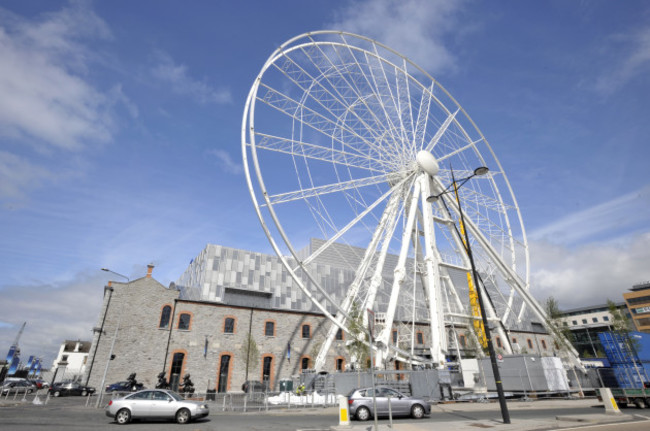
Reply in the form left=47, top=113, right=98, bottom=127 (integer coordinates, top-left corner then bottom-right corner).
left=529, top=185, right=650, bottom=246
left=529, top=232, right=650, bottom=310
left=328, top=0, right=466, bottom=75
left=208, top=149, right=243, bottom=174
left=151, top=51, right=232, bottom=104
left=0, top=271, right=106, bottom=367
left=595, top=26, right=650, bottom=95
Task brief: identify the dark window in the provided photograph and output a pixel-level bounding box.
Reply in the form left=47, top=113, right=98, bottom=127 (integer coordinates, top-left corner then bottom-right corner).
left=301, top=357, right=310, bottom=370
left=527, top=339, right=533, bottom=349
left=496, top=337, right=502, bottom=348
left=392, top=330, right=397, bottom=344
left=302, top=324, right=310, bottom=339
left=170, top=352, right=184, bottom=381
left=336, top=358, right=344, bottom=371
left=336, top=328, right=343, bottom=340
left=603, top=316, right=610, bottom=321
left=262, top=356, right=272, bottom=388
left=159, top=305, right=172, bottom=328
left=224, top=318, right=235, bottom=334
left=218, top=355, right=230, bottom=393
left=512, top=337, right=517, bottom=344
left=541, top=340, right=547, bottom=350
left=572, top=320, right=578, bottom=325
left=178, top=313, right=191, bottom=330
left=582, top=319, right=587, bottom=324
left=592, top=317, right=598, bottom=323
left=459, top=334, right=466, bottom=348
left=417, top=332, right=423, bottom=345
left=265, top=321, right=274, bottom=336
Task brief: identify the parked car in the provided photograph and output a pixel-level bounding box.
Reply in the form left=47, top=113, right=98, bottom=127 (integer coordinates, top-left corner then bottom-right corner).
left=48, top=381, right=96, bottom=397
left=105, top=380, right=144, bottom=393
left=28, top=378, right=49, bottom=390
left=241, top=380, right=267, bottom=393
left=347, top=386, right=430, bottom=421
left=1, top=380, right=36, bottom=395
left=105, top=389, right=209, bottom=425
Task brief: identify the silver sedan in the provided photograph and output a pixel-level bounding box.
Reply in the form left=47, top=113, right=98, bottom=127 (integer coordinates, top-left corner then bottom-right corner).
left=105, top=389, right=209, bottom=425
left=347, top=386, right=430, bottom=421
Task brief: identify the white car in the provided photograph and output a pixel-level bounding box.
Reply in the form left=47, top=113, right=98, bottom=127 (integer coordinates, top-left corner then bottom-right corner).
left=105, top=389, right=209, bottom=425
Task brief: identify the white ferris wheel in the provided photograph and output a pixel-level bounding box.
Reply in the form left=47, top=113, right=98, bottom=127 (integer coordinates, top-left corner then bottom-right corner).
left=242, top=31, right=578, bottom=369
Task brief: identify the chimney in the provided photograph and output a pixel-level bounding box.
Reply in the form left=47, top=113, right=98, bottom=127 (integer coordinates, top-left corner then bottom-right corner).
left=146, top=264, right=154, bottom=278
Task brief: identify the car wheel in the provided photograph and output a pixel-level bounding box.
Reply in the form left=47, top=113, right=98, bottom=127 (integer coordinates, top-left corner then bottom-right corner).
left=53, top=390, right=61, bottom=397
left=356, top=406, right=371, bottom=421
left=411, top=404, right=425, bottom=419
left=116, top=408, right=131, bottom=425
left=81, top=390, right=87, bottom=396
left=633, top=398, right=646, bottom=409
left=176, top=408, right=191, bottom=424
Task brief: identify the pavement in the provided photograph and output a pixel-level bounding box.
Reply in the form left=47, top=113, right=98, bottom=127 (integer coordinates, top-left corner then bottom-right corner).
left=328, top=398, right=650, bottom=431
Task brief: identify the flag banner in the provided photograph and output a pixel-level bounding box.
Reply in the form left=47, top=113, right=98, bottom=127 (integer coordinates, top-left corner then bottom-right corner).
left=287, top=343, right=291, bottom=363
left=6, top=346, right=16, bottom=363
left=8, top=355, right=19, bottom=375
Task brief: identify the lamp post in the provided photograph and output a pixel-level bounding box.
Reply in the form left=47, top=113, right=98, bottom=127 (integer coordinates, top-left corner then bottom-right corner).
left=427, top=166, right=511, bottom=424
left=95, top=268, right=129, bottom=408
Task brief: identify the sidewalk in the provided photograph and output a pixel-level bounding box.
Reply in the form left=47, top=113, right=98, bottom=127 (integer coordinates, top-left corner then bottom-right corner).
left=330, top=398, right=648, bottom=431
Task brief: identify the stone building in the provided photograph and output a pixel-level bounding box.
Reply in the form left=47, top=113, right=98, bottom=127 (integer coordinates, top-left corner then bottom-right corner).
left=84, top=242, right=559, bottom=394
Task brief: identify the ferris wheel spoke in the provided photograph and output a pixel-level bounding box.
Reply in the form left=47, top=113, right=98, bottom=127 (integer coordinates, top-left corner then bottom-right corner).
left=414, top=82, right=434, bottom=149
left=257, top=83, right=394, bottom=162
left=266, top=171, right=406, bottom=206
left=424, top=109, right=459, bottom=152
left=252, top=133, right=385, bottom=173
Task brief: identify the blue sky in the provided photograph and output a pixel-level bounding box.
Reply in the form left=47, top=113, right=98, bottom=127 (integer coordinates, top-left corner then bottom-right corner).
left=1, top=0, right=649, bottom=365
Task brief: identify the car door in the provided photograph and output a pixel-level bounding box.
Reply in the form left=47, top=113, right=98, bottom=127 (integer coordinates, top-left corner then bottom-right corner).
left=371, top=388, right=389, bottom=415
left=384, top=389, right=408, bottom=416
left=126, top=391, right=154, bottom=417
left=148, top=390, right=174, bottom=419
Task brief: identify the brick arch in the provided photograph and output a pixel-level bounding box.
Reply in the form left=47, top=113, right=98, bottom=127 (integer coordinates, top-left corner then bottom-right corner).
left=299, top=354, right=312, bottom=371
left=216, top=351, right=235, bottom=392
left=335, top=356, right=345, bottom=371
left=158, top=304, right=173, bottom=329
left=168, top=349, right=189, bottom=383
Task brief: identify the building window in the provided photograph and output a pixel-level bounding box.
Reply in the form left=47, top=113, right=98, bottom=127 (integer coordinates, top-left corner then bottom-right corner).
left=302, top=324, right=310, bottom=339
left=459, top=334, right=466, bottom=348
left=496, top=337, right=502, bottom=348
left=581, top=319, right=587, bottom=324
left=336, top=328, right=344, bottom=340
left=170, top=352, right=185, bottom=383
left=301, top=356, right=310, bottom=371
left=336, top=357, right=344, bottom=371
left=603, top=316, right=609, bottom=321
left=392, top=330, right=398, bottom=344
left=511, top=337, right=517, bottom=344
left=217, top=354, right=230, bottom=393
left=265, top=321, right=275, bottom=336
left=527, top=339, right=533, bottom=349
left=159, top=305, right=172, bottom=328
left=224, top=317, right=235, bottom=334
left=262, top=356, right=273, bottom=389
left=178, top=313, right=191, bottom=330
left=416, top=332, right=424, bottom=345
left=572, top=320, right=577, bottom=325
left=592, top=317, right=598, bottom=323
left=541, top=340, right=547, bottom=350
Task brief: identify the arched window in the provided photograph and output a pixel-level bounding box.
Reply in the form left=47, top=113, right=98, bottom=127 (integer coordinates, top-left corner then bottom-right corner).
left=178, top=313, right=191, bottom=330
left=170, top=352, right=185, bottom=388
left=301, top=324, right=310, bottom=339
left=262, top=356, right=273, bottom=389
left=527, top=338, right=533, bottom=349
left=541, top=340, right=547, bottom=350
left=159, top=305, right=172, bottom=328
left=224, top=317, right=235, bottom=334
left=416, top=331, right=424, bottom=345
left=336, top=328, right=344, bottom=340
left=301, top=356, right=310, bottom=370
left=335, top=357, right=344, bottom=371
left=496, top=336, right=502, bottom=348
left=392, top=330, right=398, bottom=344
left=217, top=354, right=231, bottom=393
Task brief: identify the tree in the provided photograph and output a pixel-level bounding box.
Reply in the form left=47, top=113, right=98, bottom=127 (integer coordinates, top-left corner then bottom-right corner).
left=607, top=300, right=641, bottom=357
left=345, top=301, right=370, bottom=369
left=240, top=333, right=260, bottom=380
left=544, top=296, right=575, bottom=352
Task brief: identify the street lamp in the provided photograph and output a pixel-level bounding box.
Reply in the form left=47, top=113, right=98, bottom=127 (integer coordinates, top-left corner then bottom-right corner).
left=427, top=165, right=511, bottom=424
left=95, top=268, right=129, bottom=407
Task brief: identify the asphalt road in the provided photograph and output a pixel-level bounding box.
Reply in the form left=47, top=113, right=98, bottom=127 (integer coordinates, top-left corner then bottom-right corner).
left=0, top=396, right=646, bottom=431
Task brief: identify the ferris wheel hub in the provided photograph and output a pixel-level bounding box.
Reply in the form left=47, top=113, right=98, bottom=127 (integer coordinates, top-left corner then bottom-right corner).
left=416, top=150, right=439, bottom=177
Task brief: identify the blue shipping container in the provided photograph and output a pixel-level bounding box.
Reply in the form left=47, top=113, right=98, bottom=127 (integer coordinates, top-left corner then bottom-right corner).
left=599, top=332, right=639, bottom=366
left=611, top=364, right=648, bottom=389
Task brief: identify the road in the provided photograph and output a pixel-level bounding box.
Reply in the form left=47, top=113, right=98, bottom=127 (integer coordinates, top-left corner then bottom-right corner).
left=0, top=396, right=648, bottom=431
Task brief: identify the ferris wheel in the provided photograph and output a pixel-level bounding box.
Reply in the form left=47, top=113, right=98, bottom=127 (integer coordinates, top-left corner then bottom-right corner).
left=242, top=31, right=574, bottom=369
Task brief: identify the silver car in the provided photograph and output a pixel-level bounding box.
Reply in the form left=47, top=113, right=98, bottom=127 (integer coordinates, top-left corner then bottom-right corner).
left=347, top=386, right=430, bottom=421
left=105, top=389, right=209, bottom=425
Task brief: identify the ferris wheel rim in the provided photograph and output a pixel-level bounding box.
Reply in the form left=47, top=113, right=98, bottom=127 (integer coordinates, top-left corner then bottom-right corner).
left=242, top=30, right=530, bottom=365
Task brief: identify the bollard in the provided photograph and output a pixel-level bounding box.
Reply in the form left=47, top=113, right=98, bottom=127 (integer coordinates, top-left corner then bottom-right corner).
left=598, top=388, right=620, bottom=415
left=339, top=396, right=350, bottom=426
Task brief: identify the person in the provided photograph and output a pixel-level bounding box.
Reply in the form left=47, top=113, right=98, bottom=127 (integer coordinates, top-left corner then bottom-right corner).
left=295, top=383, right=305, bottom=396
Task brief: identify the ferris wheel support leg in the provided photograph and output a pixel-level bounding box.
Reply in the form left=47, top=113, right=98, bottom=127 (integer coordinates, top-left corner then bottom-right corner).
left=419, top=176, right=447, bottom=366
left=376, top=180, right=422, bottom=364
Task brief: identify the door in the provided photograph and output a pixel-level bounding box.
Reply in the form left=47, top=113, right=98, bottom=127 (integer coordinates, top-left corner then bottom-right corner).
left=218, top=355, right=231, bottom=393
